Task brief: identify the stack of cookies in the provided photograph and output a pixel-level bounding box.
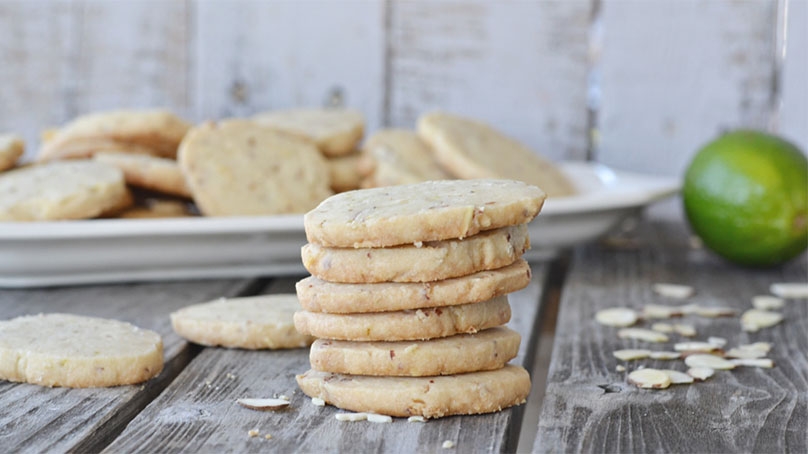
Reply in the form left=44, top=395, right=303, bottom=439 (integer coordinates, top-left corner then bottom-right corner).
left=294, top=179, right=546, bottom=419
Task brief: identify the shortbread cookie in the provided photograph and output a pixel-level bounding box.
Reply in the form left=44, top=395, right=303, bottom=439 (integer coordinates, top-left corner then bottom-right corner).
left=95, top=151, right=192, bottom=198
left=294, top=295, right=510, bottom=341
left=171, top=294, right=315, bottom=349
left=253, top=108, right=364, bottom=157
left=305, top=179, right=545, bottom=248
left=0, top=160, right=129, bottom=221
left=297, top=364, right=530, bottom=418
left=302, top=224, right=528, bottom=283
left=39, top=110, right=190, bottom=161
left=0, top=134, right=24, bottom=171
left=417, top=112, right=577, bottom=197
left=99, top=188, right=135, bottom=218
left=0, top=313, right=163, bottom=388
left=310, top=326, right=520, bottom=376
left=38, top=138, right=161, bottom=162
left=328, top=152, right=362, bottom=192
left=296, top=259, right=531, bottom=313
left=178, top=120, right=332, bottom=216
left=358, top=129, right=450, bottom=187
left=118, top=199, right=193, bottom=219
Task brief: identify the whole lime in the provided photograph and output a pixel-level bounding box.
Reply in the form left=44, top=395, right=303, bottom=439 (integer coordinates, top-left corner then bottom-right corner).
left=683, top=130, right=808, bottom=266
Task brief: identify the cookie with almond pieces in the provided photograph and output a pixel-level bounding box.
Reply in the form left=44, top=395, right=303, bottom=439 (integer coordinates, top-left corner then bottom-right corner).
left=253, top=108, right=364, bottom=157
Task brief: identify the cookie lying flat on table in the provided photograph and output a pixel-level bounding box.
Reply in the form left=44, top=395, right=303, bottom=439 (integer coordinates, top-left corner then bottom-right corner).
left=301, top=224, right=529, bottom=283
left=304, top=179, right=545, bottom=248
left=178, top=120, right=332, bottom=216
left=296, top=364, right=530, bottom=418
left=0, top=134, right=24, bottom=172
left=296, top=259, right=531, bottom=313
left=310, top=326, right=520, bottom=376
left=294, top=296, right=510, bottom=342
left=0, top=160, right=129, bottom=221
left=171, top=294, right=315, bottom=349
left=358, top=129, right=451, bottom=188
left=253, top=108, right=364, bottom=157
left=417, top=112, right=577, bottom=197
left=95, top=151, right=192, bottom=198
left=0, top=313, right=163, bottom=388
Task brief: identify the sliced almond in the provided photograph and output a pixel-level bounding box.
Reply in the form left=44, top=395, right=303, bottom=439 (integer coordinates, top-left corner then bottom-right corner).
left=752, top=295, right=785, bottom=310
left=770, top=283, right=808, bottom=299
left=311, top=397, right=326, bottom=407
left=237, top=398, right=291, bottom=411
left=729, top=358, right=774, bottom=368
left=673, top=324, right=697, bottom=337
left=442, top=440, right=456, bottom=449
left=408, top=416, right=426, bottom=423
left=643, top=304, right=683, bottom=319
left=367, top=413, right=393, bottom=423
left=661, top=369, right=695, bottom=384
left=616, top=365, right=626, bottom=372
left=707, top=337, right=727, bottom=347
left=649, top=351, right=681, bottom=360
left=725, top=347, right=767, bottom=359
left=741, top=309, right=783, bottom=332
left=653, top=283, right=694, bottom=299
left=628, top=368, right=672, bottom=389
left=595, top=307, right=639, bottom=327
left=335, top=412, right=368, bottom=422
left=741, top=342, right=772, bottom=353
left=694, top=306, right=736, bottom=318
left=651, top=322, right=674, bottom=333
left=613, top=349, right=652, bottom=361
left=674, top=342, right=721, bottom=353
left=618, top=328, right=669, bottom=343
left=684, top=354, right=735, bottom=370
left=687, top=367, right=715, bottom=381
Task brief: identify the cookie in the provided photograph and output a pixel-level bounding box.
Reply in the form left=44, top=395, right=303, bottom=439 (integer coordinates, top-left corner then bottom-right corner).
left=170, top=294, right=315, bottom=349
left=253, top=108, right=364, bottom=157
left=296, top=259, right=531, bottom=313
left=117, top=199, right=193, bottom=219
left=296, top=364, right=530, bottom=418
left=38, top=138, right=161, bottom=162
left=358, top=129, right=450, bottom=188
left=39, top=109, right=190, bottom=161
left=95, top=151, right=192, bottom=198
left=0, top=134, right=24, bottom=171
left=310, top=326, right=520, bottom=376
left=0, top=160, right=129, bottom=221
left=417, top=112, right=577, bottom=197
left=294, top=295, right=510, bottom=341
left=304, top=179, right=545, bottom=248
left=178, top=120, right=333, bottom=216
left=328, top=151, right=362, bottom=192
left=0, top=313, right=163, bottom=388
left=302, top=224, right=528, bottom=284
left=99, top=188, right=135, bottom=218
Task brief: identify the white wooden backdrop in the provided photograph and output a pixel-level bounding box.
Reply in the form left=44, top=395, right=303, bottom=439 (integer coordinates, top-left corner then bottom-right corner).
left=1, top=0, right=805, bottom=215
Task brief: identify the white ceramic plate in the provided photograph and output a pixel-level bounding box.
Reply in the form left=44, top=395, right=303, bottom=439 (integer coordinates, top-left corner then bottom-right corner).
left=0, top=162, right=679, bottom=288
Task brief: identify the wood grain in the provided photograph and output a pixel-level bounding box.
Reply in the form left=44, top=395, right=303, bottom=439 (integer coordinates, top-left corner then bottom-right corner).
left=386, top=0, right=591, bottom=161
left=0, top=278, right=261, bottom=453
left=533, top=222, right=808, bottom=453
left=105, top=265, right=549, bottom=453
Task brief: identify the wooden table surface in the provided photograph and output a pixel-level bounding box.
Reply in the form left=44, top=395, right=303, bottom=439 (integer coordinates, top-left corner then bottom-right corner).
left=1, top=221, right=805, bottom=453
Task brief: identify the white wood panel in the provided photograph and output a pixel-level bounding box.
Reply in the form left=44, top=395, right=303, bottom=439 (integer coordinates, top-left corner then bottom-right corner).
left=0, top=0, right=191, bottom=162
left=387, top=0, right=591, bottom=161
left=193, top=0, right=386, bottom=133
left=780, top=0, right=807, bottom=150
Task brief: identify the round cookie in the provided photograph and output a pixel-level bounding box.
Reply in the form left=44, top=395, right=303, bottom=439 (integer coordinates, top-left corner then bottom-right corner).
left=252, top=108, right=364, bottom=157
left=118, top=199, right=193, bottom=219
left=178, top=120, right=333, bottom=216
left=0, top=160, right=130, bottom=221
left=38, top=138, right=161, bottom=162
left=95, top=151, right=192, bottom=198
left=39, top=109, right=190, bottom=160
left=296, top=259, right=531, bottom=313
left=170, top=294, right=315, bottom=350
left=304, top=179, right=545, bottom=248
left=417, top=112, right=577, bottom=197
left=358, top=129, right=450, bottom=188
left=293, top=296, right=511, bottom=342
left=0, top=313, right=163, bottom=388
left=296, top=364, right=530, bottom=418
left=327, top=151, right=362, bottom=192
left=0, top=134, right=24, bottom=172
left=310, top=326, right=521, bottom=376
left=302, top=224, right=529, bottom=283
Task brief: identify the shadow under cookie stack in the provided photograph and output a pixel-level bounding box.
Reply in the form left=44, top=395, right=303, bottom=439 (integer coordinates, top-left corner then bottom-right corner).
left=294, top=179, right=546, bottom=419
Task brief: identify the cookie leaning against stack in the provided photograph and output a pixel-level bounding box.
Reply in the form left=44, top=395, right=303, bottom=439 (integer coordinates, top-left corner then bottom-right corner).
left=295, top=179, right=545, bottom=419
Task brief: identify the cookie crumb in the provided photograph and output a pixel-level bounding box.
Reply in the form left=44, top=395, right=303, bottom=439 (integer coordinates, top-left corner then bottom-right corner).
left=226, top=373, right=236, bottom=380
left=442, top=440, right=455, bottom=449
left=616, top=365, right=626, bottom=372
left=264, top=434, right=273, bottom=440
left=248, top=429, right=260, bottom=438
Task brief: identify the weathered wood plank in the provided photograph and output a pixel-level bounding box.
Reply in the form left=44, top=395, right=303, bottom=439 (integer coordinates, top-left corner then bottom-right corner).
left=534, top=222, right=808, bottom=453
left=192, top=0, right=385, bottom=131
left=0, top=0, right=191, bottom=162
left=105, top=264, right=549, bottom=453
left=779, top=0, right=807, bottom=150
left=386, top=0, right=591, bottom=161
left=0, top=278, right=261, bottom=453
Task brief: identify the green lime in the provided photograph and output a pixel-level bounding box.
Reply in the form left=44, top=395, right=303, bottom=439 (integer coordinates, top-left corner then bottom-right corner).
left=683, top=130, right=808, bottom=267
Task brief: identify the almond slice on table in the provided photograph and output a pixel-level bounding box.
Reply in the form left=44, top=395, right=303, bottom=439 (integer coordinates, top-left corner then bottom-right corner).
left=649, top=351, right=681, bottom=360
left=769, top=283, right=808, bottom=299
left=408, top=416, right=426, bottom=423
left=674, top=342, right=721, bottom=353
left=643, top=304, right=684, bottom=319
left=367, top=413, right=393, bottom=423
left=595, top=307, right=639, bottom=327
left=693, top=306, right=737, bottom=318
left=651, top=323, right=674, bottom=333
left=613, top=349, right=652, bottom=361
left=707, top=337, right=727, bottom=347
left=687, top=367, right=715, bottom=381
left=335, top=412, right=368, bottom=422
left=684, top=354, right=735, bottom=370
left=752, top=295, right=785, bottom=310
left=237, top=398, right=291, bottom=411
left=661, top=369, right=695, bottom=384
left=729, top=358, right=774, bottom=368
left=725, top=347, right=767, bottom=359
left=741, top=309, right=783, bottom=332
left=628, top=368, right=672, bottom=389
left=653, top=283, right=694, bottom=299
left=618, top=328, right=669, bottom=343
left=673, top=324, right=697, bottom=337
